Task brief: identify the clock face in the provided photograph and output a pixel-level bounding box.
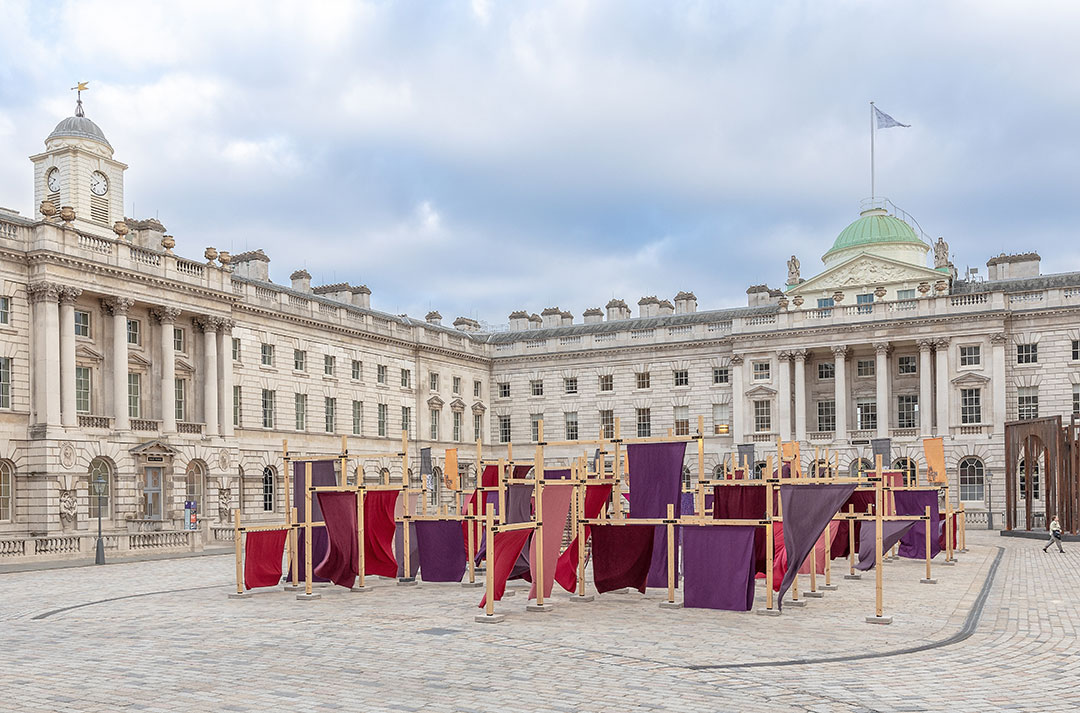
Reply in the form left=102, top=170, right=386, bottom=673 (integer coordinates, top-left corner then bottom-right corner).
left=46, top=168, right=60, bottom=193
left=90, top=171, right=109, bottom=196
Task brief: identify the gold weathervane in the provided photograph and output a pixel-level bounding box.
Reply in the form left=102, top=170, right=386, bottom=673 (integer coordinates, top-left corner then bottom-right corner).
left=71, top=82, right=89, bottom=116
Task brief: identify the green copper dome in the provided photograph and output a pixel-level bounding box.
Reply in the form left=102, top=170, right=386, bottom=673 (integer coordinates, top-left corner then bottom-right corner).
left=824, top=208, right=924, bottom=257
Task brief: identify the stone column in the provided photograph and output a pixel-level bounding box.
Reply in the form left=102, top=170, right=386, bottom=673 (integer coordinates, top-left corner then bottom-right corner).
left=103, top=297, right=134, bottom=430
left=793, top=349, right=807, bottom=442
left=776, top=351, right=792, bottom=441
left=918, top=339, right=934, bottom=436
left=874, top=342, right=891, bottom=438
left=28, top=282, right=62, bottom=426
left=153, top=307, right=181, bottom=433
left=934, top=338, right=951, bottom=436
left=832, top=346, right=848, bottom=441
left=197, top=317, right=220, bottom=437
left=991, top=333, right=1007, bottom=435
left=730, top=355, right=745, bottom=444
left=58, top=287, right=82, bottom=427
left=217, top=319, right=235, bottom=437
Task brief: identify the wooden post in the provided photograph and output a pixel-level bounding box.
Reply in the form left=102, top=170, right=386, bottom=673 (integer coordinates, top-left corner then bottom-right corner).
left=497, top=457, right=507, bottom=523
left=846, top=504, right=858, bottom=579
left=290, top=506, right=299, bottom=588
left=762, top=480, right=777, bottom=615
left=958, top=502, right=967, bottom=552
left=529, top=420, right=549, bottom=611
left=613, top=417, right=624, bottom=518
left=696, top=416, right=705, bottom=515
left=945, top=485, right=955, bottom=563
left=355, top=486, right=366, bottom=590
left=484, top=504, right=496, bottom=616
left=283, top=440, right=295, bottom=590
left=466, top=502, right=476, bottom=584
left=823, top=521, right=833, bottom=588
left=233, top=507, right=243, bottom=595
left=401, top=429, right=413, bottom=582
left=665, top=502, right=676, bottom=605
left=921, top=505, right=935, bottom=584
left=297, top=462, right=320, bottom=600
left=577, top=464, right=588, bottom=597
left=867, top=474, right=888, bottom=622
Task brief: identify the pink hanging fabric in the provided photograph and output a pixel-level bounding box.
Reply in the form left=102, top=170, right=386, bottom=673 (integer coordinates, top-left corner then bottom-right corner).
left=528, top=484, right=574, bottom=600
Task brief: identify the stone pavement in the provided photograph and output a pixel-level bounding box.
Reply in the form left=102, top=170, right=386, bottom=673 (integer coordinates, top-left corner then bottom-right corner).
left=0, top=530, right=1075, bottom=712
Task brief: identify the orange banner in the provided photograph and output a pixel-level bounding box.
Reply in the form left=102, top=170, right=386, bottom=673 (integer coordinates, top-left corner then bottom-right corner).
left=923, top=437, right=947, bottom=484
left=443, top=448, right=459, bottom=490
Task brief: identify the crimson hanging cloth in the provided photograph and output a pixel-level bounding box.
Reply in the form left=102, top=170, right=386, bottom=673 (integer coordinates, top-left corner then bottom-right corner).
left=590, top=524, right=655, bottom=594
left=364, top=489, right=399, bottom=578
left=477, top=528, right=533, bottom=608
left=555, top=483, right=613, bottom=593
left=243, top=529, right=288, bottom=590
left=627, top=442, right=687, bottom=588
left=314, top=491, right=359, bottom=588
left=461, top=465, right=501, bottom=558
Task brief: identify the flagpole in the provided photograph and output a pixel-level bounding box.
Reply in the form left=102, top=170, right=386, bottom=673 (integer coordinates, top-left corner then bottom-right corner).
left=870, top=101, right=875, bottom=200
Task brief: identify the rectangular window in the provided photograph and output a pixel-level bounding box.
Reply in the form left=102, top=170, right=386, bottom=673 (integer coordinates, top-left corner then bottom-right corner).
left=498, top=382, right=511, bottom=398
left=401, top=406, right=412, bottom=436
left=453, top=411, right=462, bottom=442
left=897, top=289, right=916, bottom=300
left=452, top=376, right=461, bottom=394
left=430, top=408, right=440, bottom=440
left=897, top=395, right=919, bottom=429
left=818, top=362, right=835, bottom=380
left=377, top=364, right=387, bottom=384
left=323, top=397, right=334, bottom=433
left=817, top=400, right=836, bottom=432
left=378, top=403, right=388, bottom=437
left=75, top=310, right=90, bottom=337
left=530, top=379, right=543, bottom=396
left=817, top=297, right=834, bottom=311
left=857, top=399, right=877, bottom=430
left=856, top=359, right=875, bottom=377
left=637, top=372, right=651, bottom=389
left=1073, top=340, right=1080, bottom=361
left=959, top=345, right=981, bottom=366
left=856, top=293, right=874, bottom=314
left=0, top=296, right=9, bottom=325
left=174, top=377, right=185, bottom=422
left=752, top=362, right=770, bottom=381
left=352, top=359, right=362, bottom=380
left=897, top=355, right=917, bottom=375
left=1017, top=386, right=1039, bottom=420
left=233, top=385, right=241, bottom=427
left=126, top=319, right=140, bottom=346
left=474, top=413, right=483, bottom=442
left=324, top=354, right=335, bottom=376
left=636, top=408, right=651, bottom=438
left=76, top=366, right=91, bottom=413
left=261, top=389, right=275, bottom=428
left=753, top=401, right=771, bottom=433
left=474, top=380, right=482, bottom=398
left=173, top=327, right=185, bottom=352
left=599, top=374, right=614, bottom=392
left=712, top=403, right=731, bottom=435
left=712, top=367, right=729, bottom=385
left=564, top=377, right=578, bottom=394
left=0, top=357, right=10, bottom=409
left=127, top=372, right=141, bottom=418
left=674, top=405, right=690, bottom=436
left=600, top=409, right=614, bottom=439
left=401, top=369, right=411, bottom=388
left=262, top=470, right=274, bottom=512
left=564, top=412, right=579, bottom=440
left=961, top=388, right=981, bottom=424
left=293, top=349, right=306, bottom=372
left=261, top=343, right=274, bottom=366
left=232, top=337, right=240, bottom=361
left=531, top=413, right=542, bottom=442
left=1017, top=343, right=1038, bottom=364
left=673, top=369, right=689, bottom=387
left=1074, top=385, right=1080, bottom=415
left=499, top=415, right=512, bottom=443
left=430, top=372, right=440, bottom=391
left=352, top=401, right=363, bottom=435
left=295, top=393, right=307, bottom=431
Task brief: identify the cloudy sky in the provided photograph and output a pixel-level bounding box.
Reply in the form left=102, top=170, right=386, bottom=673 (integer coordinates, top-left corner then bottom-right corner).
left=2, top=1, right=1079, bottom=325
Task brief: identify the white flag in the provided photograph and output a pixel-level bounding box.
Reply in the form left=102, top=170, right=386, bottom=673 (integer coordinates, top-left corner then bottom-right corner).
left=874, top=106, right=909, bottom=129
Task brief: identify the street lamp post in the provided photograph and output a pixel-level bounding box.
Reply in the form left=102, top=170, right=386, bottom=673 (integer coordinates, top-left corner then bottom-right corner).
left=93, top=472, right=106, bottom=565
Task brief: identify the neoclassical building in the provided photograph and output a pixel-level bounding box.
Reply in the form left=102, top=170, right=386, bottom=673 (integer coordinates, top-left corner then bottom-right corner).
left=1, top=101, right=1076, bottom=559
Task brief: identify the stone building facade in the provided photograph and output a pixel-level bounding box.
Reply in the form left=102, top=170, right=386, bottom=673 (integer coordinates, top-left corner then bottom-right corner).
left=1, top=104, right=1077, bottom=559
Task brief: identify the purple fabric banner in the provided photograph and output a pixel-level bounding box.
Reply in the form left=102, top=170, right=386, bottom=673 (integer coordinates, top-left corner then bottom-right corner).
left=395, top=520, right=420, bottom=578
left=415, top=520, right=467, bottom=582
left=627, top=442, right=687, bottom=588
left=682, top=525, right=757, bottom=611
left=288, top=460, right=338, bottom=583
left=777, top=483, right=856, bottom=609
left=893, top=490, right=941, bottom=559
left=856, top=520, right=918, bottom=571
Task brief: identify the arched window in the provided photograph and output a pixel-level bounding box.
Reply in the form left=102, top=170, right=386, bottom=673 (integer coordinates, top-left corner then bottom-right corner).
left=682, top=466, right=693, bottom=490
left=88, top=457, right=112, bottom=519
left=892, top=457, right=916, bottom=486
left=185, top=460, right=205, bottom=516
left=430, top=466, right=442, bottom=505
left=379, top=467, right=391, bottom=484
left=753, top=461, right=767, bottom=479
left=0, top=460, right=14, bottom=522
left=809, top=460, right=828, bottom=478
left=1018, top=458, right=1040, bottom=500
left=959, top=457, right=985, bottom=502
left=713, top=464, right=725, bottom=479
left=849, top=458, right=872, bottom=478
left=262, top=466, right=275, bottom=512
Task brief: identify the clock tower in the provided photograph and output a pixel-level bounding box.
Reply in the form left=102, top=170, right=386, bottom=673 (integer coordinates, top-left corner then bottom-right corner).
left=29, top=92, right=127, bottom=238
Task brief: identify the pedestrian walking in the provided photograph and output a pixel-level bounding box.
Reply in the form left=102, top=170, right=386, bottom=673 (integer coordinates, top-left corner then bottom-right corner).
left=1043, top=516, right=1065, bottom=553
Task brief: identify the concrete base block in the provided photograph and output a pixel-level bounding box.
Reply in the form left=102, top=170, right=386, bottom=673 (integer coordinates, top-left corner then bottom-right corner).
left=227, top=592, right=253, bottom=599
left=865, top=615, right=893, bottom=625
left=295, top=592, right=322, bottom=601
left=941, top=560, right=957, bottom=566
left=920, top=578, right=937, bottom=584
left=958, top=548, right=969, bottom=553
left=606, top=588, right=631, bottom=595
left=820, top=584, right=839, bottom=591
left=474, top=613, right=505, bottom=624
left=282, top=584, right=302, bottom=592
left=756, top=608, right=782, bottom=617
left=568, top=594, right=594, bottom=603
left=659, top=601, right=683, bottom=610
left=397, top=577, right=418, bottom=586
left=786, top=599, right=807, bottom=607
left=503, top=590, right=516, bottom=598
left=844, top=574, right=862, bottom=580
left=460, top=581, right=484, bottom=588
left=526, top=602, right=555, bottom=613
left=350, top=585, right=371, bottom=593
left=803, top=591, right=824, bottom=598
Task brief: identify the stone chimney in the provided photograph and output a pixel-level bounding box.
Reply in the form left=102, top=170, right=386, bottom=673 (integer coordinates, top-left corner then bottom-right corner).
left=231, top=249, right=271, bottom=281
left=674, top=291, right=697, bottom=314
left=351, top=284, right=371, bottom=309
left=124, top=218, right=166, bottom=250
left=313, top=282, right=352, bottom=303
left=541, top=307, right=562, bottom=329
left=290, top=269, right=312, bottom=293
left=657, top=299, right=674, bottom=316
left=746, top=284, right=773, bottom=307
left=583, top=307, right=603, bottom=325
left=560, top=310, right=574, bottom=326
left=425, top=310, right=442, bottom=326
left=638, top=296, right=660, bottom=319
left=508, top=310, right=529, bottom=331
left=986, top=252, right=1041, bottom=281
left=528, top=313, right=542, bottom=330
left=606, top=298, right=631, bottom=321
left=453, top=316, right=481, bottom=333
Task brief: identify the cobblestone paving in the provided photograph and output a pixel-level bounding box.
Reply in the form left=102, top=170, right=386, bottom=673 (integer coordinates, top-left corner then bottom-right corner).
left=0, top=531, right=1075, bottom=712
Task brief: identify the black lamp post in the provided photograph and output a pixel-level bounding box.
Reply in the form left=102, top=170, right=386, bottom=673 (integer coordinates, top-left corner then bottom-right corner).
left=93, top=472, right=106, bottom=565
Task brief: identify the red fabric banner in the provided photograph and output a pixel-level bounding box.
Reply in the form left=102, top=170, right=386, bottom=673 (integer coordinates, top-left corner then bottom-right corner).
left=244, top=529, right=288, bottom=590
left=364, top=489, right=399, bottom=578
left=528, top=483, right=574, bottom=600
left=555, top=483, right=613, bottom=593
left=478, top=528, right=533, bottom=608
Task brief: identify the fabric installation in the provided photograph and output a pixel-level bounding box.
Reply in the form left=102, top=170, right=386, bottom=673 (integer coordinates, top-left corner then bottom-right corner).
left=856, top=520, right=918, bottom=571
left=478, top=528, right=533, bottom=607
left=288, top=460, right=338, bottom=583
left=528, top=481, right=574, bottom=600
left=243, top=529, right=289, bottom=590
left=395, top=492, right=419, bottom=579
left=682, top=525, right=757, bottom=611
left=555, top=483, right=613, bottom=593
left=627, top=441, right=687, bottom=588
left=462, top=465, right=500, bottom=556
left=894, top=489, right=940, bottom=559
left=829, top=490, right=876, bottom=560
left=364, top=489, right=399, bottom=578
left=415, top=520, right=467, bottom=582
left=314, top=491, right=360, bottom=588
left=776, top=483, right=857, bottom=609
left=714, top=483, right=768, bottom=576
left=590, top=523, right=655, bottom=594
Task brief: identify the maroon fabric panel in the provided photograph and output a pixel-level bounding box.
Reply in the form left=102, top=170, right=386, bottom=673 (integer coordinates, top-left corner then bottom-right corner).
left=477, top=528, right=533, bottom=608
left=590, top=524, right=655, bottom=594
left=830, top=490, right=877, bottom=559
left=682, top=525, right=757, bottom=611
left=714, top=484, right=768, bottom=575
left=314, top=491, right=359, bottom=588
left=244, top=529, right=288, bottom=589
left=555, top=483, right=612, bottom=593
left=364, top=490, right=399, bottom=578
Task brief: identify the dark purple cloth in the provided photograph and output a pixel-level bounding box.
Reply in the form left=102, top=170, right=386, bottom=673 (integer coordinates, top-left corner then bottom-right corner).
left=591, top=524, right=655, bottom=594
left=545, top=468, right=572, bottom=480
left=314, top=491, right=359, bottom=588
left=682, top=525, right=757, bottom=611
left=894, top=490, right=941, bottom=559
left=287, top=460, right=338, bottom=583
left=415, top=520, right=468, bottom=582
left=714, top=484, right=769, bottom=575
left=856, top=520, right=918, bottom=571
left=777, top=483, right=856, bottom=609
left=627, top=442, right=687, bottom=588
left=395, top=520, right=420, bottom=578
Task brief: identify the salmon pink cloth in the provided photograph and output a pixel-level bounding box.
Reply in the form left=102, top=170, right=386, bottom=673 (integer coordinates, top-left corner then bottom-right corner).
left=555, top=483, right=612, bottom=593
left=244, top=529, right=288, bottom=589
left=528, top=482, right=574, bottom=600
left=364, top=490, right=399, bottom=578
left=590, top=524, right=655, bottom=594
left=478, top=528, right=533, bottom=608
left=314, top=491, right=360, bottom=588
